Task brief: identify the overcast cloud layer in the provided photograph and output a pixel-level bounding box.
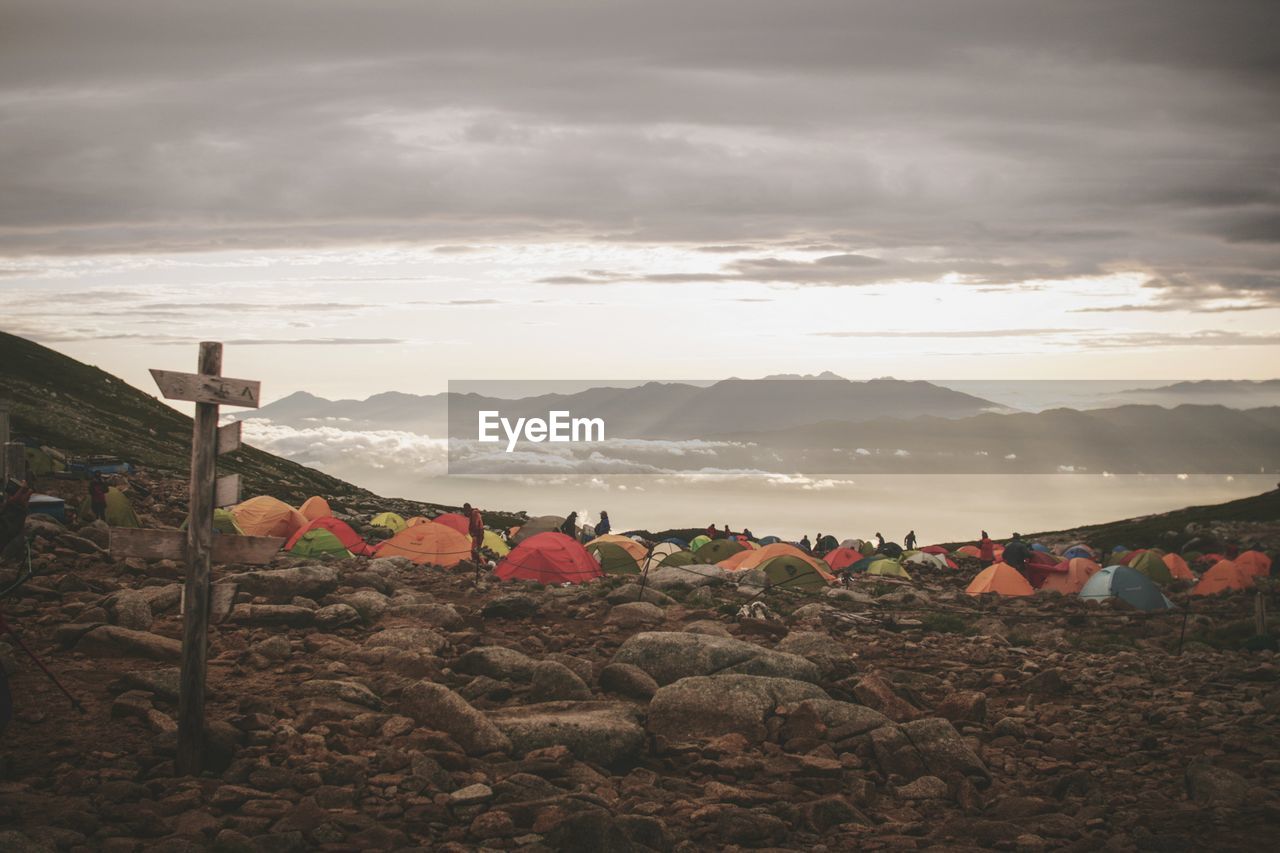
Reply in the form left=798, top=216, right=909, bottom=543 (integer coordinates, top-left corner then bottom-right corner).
left=2, top=0, right=1278, bottom=307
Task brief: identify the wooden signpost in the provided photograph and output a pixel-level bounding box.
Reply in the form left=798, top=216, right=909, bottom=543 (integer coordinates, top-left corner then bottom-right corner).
left=137, top=343, right=262, bottom=775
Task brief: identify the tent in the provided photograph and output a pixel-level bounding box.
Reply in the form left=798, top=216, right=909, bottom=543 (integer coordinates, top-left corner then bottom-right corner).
left=1161, top=552, right=1195, bottom=582
left=660, top=537, right=690, bottom=549
left=433, top=513, right=471, bottom=536
left=212, top=509, right=243, bottom=535
left=814, top=534, right=839, bottom=554
left=288, top=528, right=353, bottom=559
left=24, top=446, right=64, bottom=477
left=77, top=486, right=140, bottom=528
left=299, top=496, right=331, bottom=521
left=919, top=545, right=949, bottom=556
left=585, top=534, right=648, bottom=563
left=732, top=542, right=831, bottom=576
left=758, top=535, right=782, bottom=546
left=1125, top=550, right=1174, bottom=586
left=374, top=523, right=472, bottom=567
left=231, top=496, right=308, bottom=538
left=956, top=545, right=982, bottom=558
left=1236, top=550, right=1273, bottom=579
left=587, top=541, right=640, bottom=575
left=1080, top=566, right=1173, bottom=611
left=904, top=551, right=950, bottom=571
left=865, top=558, right=911, bottom=579
left=689, top=534, right=711, bottom=552
left=27, top=494, right=66, bottom=524
left=966, top=563, right=1033, bottom=597
left=496, top=532, right=602, bottom=585
left=1031, top=542, right=1050, bottom=553
left=286, top=516, right=372, bottom=556
left=757, top=554, right=831, bottom=592
left=643, top=542, right=686, bottom=572
left=824, top=547, right=865, bottom=573
left=1063, top=545, right=1094, bottom=560
left=482, top=529, right=510, bottom=558
left=370, top=511, right=408, bottom=534
left=1039, top=557, right=1100, bottom=594
left=1193, top=560, right=1254, bottom=596
left=512, top=515, right=566, bottom=545
left=648, top=548, right=697, bottom=572
left=693, top=538, right=746, bottom=564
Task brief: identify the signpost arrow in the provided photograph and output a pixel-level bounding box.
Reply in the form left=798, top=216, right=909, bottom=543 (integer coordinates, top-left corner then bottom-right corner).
left=150, top=369, right=261, bottom=409
left=216, top=421, right=242, bottom=456
left=214, top=473, right=241, bottom=508
left=110, top=528, right=283, bottom=564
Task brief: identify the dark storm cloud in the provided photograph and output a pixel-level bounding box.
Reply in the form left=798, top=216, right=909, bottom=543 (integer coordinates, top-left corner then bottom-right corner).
left=0, top=0, right=1277, bottom=302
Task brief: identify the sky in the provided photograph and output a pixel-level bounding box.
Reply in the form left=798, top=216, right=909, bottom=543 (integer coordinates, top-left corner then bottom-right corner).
left=3, top=0, right=1279, bottom=403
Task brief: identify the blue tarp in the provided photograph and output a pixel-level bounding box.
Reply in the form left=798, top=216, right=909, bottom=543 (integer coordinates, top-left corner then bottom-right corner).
left=27, top=494, right=67, bottom=524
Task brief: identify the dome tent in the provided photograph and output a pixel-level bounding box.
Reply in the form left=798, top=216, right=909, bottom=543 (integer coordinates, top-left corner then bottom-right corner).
left=688, top=534, right=712, bottom=552
left=78, top=486, right=140, bottom=528
left=757, top=554, right=831, bottom=592
left=643, top=542, right=688, bottom=572
left=482, top=529, right=510, bottom=558
left=1236, top=550, right=1272, bottom=578
left=285, top=516, right=372, bottom=557
left=374, top=523, right=472, bottom=567
left=1192, top=560, right=1254, bottom=596
left=1039, top=557, right=1101, bottom=594
left=512, top=515, right=566, bottom=545
left=1080, top=566, right=1173, bottom=611
left=865, top=558, right=911, bottom=579
left=966, top=563, right=1033, bottom=596
left=587, top=541, right=641, bottom=575
left=693, top=538, right=746, bottom=564
left=585, top=534, right=648, bottom=563
left=1127, top=550, right=1174, bottom=585
left=496, top=532, right=602, bottom=585
left=370, top=511, right=408, bottom=534
left=1161, top=552, right=1195, bottom=582
left=299, top=496, right=331, bottom=521
left=289, top=528, right=353, bottom=559
left=231, top=496, right=308, bottom=539
left=824, top=547, right=865, bottom=573
left=432, top=513, right=470, bottom=536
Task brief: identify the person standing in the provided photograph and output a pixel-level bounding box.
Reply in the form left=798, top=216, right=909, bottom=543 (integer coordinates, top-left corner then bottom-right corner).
left=904, top=530, right=917, bottom=550
left=978, top=530, right=995, bottom=566
left=799, top=534, right=812, bottom=553
left=595, top=511, right=610, bottom=537
left=560, top=511, right=579, bottom=539
left=463, top=502, right=484, bottom=565
left=89, top=472, right=109, bottom=522
left=1002, top=532, right=1030, bottom=572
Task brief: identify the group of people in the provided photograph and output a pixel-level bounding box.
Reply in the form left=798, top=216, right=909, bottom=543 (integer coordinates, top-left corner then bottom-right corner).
left=705, top=523, right=754, bottom=541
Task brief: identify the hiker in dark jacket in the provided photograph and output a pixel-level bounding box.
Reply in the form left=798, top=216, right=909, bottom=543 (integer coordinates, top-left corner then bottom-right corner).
left=560, top=512, right=578, bottom=539
left=89, top=473, right=108, bottom=521
left=875, top=532, right=885, bottom=549
left=904, top=530, right=917, bottom=550
left=595, top=511, right=610, bottom=537
left=1002, top=533, right=1031, bottom=571
left=799, top=535, right=812, bottom=553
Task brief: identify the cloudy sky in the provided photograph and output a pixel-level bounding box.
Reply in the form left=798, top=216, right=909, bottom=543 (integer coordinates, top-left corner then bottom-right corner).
left=3, top=0, right=1279, bottom=402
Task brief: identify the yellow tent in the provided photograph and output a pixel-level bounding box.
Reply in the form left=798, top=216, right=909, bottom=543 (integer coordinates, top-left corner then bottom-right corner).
left=482, top=529, right=510, bottom=557
left=370, top=511, right=408, bottom=534
left=585, top=534, right=647, bottom=563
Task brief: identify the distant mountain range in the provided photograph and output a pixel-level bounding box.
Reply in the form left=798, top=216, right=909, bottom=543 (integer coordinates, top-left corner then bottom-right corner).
left=1113, top=379, right=1280, bottom=409
left=235, top=378, right=1008, bottom=438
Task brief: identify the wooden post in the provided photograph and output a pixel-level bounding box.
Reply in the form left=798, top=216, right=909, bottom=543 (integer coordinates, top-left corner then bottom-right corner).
left=0, top=403, right=10, bottom=479
left=1255, top=591, right=1268, bottom=639
left=176, top=342, right=221, bottom=775
left=4, top=441, right=24, bottom=485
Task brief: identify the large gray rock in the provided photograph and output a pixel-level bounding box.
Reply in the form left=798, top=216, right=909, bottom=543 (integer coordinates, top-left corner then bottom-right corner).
left=386, top=601, right=464, bottom=629
left=599, top=663, right=659, bottom=701
left=529, top=660, right=592, bottom=701
left=75, top=626, right=181, bottom=662
left=641, top=564, right=726, bottom=592
left=870, top=717, right=990, bottom=786
left=401, top=681, right=511, bottom=756
left=606, top=601, right=666, bottom=628
left=298, top=679, right=382, bottom=710
left=487, top=701, right=645, bottom=766
left=365, top=627, right=448, bottom=654
left=777, top=631, right=858, bottom=680
left=455, top=646, right=537, bottom=681
left=235, top=565, right=340, bottom=600
left=1185, top=762, right=1253, bottom=806
left=315, top=603, right=362, bottom=630
left=611, top=631, right=821, bottom=685
left=647, top=675, right=828, bottom=742
left=335, top=589, right=389, bottom=622
left=605, top=585, right=678, bottom=607
left=109, top=590, right=154, bottom=631
left=229, top=604, right=315, bottom=628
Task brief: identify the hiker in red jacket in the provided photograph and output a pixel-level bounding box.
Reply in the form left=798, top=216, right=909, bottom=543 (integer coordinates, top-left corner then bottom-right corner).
left=463, top=502, right=484, bottom=564
left=979, top=530, right=995, bottom=566
left=88, top=473, right=109, bottom=521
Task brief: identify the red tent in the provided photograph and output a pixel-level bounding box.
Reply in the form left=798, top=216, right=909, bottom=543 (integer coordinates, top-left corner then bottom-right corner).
left=495, top=532, right=602, bottom=585
left=824, top=547, right=864, bottom=573
left=920, top=545, right=949, bottom=555
left=433, top=512, right=471, bottom=536
left=285, top=516, right=373, bottom=557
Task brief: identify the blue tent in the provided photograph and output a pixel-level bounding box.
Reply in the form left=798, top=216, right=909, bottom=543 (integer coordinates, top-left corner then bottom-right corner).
left=1080, top=565, right=1173, bottom=612
left=1064, top=545, right=1093, bottom=560
left=1031, top=543, right=1050, bottom=553
left=1112, top=545, right=1129, bottom=553
left=27, top=494, right=67, bottom=524
left=758, top=535, right=782, bottom=546
left=659, top=537, right=689, bottom=549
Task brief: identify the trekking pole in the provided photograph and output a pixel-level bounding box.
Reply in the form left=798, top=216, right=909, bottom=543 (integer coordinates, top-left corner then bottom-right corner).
left=0, top=612, right=86, bottom=713
left=1176, top=602, right=1191, bottom=657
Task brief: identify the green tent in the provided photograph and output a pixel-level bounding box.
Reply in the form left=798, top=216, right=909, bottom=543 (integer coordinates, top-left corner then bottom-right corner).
left=651, top=549, right=697, bottom=572
left=182, top=509, right=244, bottom=534
left=758, top=554, right=830, bottom=592
left=289, top=528, right=353, bottom=559
left=689, top=534, right=711, bottom=552
left=866, top=557, right=911, bottom=579
left=25, top=446, right=63, bottom=477
left=78, top=486, right=140, bottom=528
left=694, top=538, right=746, bottom=564
left=588, top=541, right=640, bottom=575
left=815, top=534, right=839, bottom=553
left=1128, top=550, right=1173, bottom=585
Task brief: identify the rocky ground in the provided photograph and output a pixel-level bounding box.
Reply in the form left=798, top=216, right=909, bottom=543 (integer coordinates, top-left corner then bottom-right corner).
left=1, top=494, right=1279, bottom=851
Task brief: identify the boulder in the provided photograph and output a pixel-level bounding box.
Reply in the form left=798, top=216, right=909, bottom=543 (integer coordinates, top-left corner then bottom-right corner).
left=599, top=663, right=659, bottom=701
left=455, top=646, right=537, bottom=681
left=611, top=631, right=821, bottom=685
left=487, top=701, right=645, bottom=766
left=605, top=585, right=677, bottom=607
left=109, top=590, right=154, bottom=631
left=365, top=627, right=448, bottom=654
left=75, top=626, right=181, bottom=662
left=1185, top=762, right=1252, bottom=806
left=936, top=690, right=988, bottom=723
left=229, top=604, right=315, bottom=628
left=529, top=660, right=592, bottom=701
left=481, top=594, right=540, bottom=619
left=298, top=679, right=382, bottom=710
left=647, top=675, right=828, bottom=742
left=335, top=589, right=389, bottom=622
left=605, top=601, right=666, bottom=628
left=315, top=603, right=362, bottom=630
left=777, top=631, right=858, bottom=680
left=871, top=718, right=990, bottom=786
left=234, top=565, right=340, bottom=601
left=385, top=601, right=464, bottom=629
left=401, top=681, right=511, bottom=756
left=853, top=672, right=919, bottom=722
left=641, top=564, right=726, bottom=592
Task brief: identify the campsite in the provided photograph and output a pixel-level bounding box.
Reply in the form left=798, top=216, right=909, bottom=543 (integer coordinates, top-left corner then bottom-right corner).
left=1, top=453, right=1278, bottom=850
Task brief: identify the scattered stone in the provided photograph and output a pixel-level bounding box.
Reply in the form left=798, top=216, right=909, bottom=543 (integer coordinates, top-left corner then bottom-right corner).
left=488, top=701, right=646, bottom=765
left=481, top=593, right=540, bottom=618
left=648, top=675, right=828, bottom=742
left=529, top=659, right=592, bottom=701
left=605, top=601, right=666, bottom=628
left=599, top=663, right=659, bottom=701
left=234, top=565, right=340, bottom=600
left=401, top=681, right=511, bottom=755
left=611, top=631, right=821, bottom=685
left=75, top=626, right=181, bottom=661
left=314, top=603, right=361, bottom=630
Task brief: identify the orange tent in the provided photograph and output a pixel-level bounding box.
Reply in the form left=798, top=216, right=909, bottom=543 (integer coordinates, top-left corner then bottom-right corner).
left=584, top=534, right=648, bottom=563
left=824, top=547, right=865, bottom=573
left=405, top=516, right=432, bottom=527
left=299, top=496, right=331, bottom=521
left=966, top=562, right=1033, bottom=597
left=433, top=512, right=471, bottom=536
left=718, top=549, right=757, bottom=571
left=956, top=545, right=981, bottom=558
left=1236, top=550, right=1273, bottom=579
left=373, top=523, right=473, bottom=567
left=230, top=496, right=309, bottom=539
left=1039, top=557, right=1100, bottom=594
left=1193, top=560, right=1254, bottom=596
left=285, top=516, right=372, bottom=557
left=1162, top=552, right=1195, bottom=582
left=730, top=542, right=833, bottom=578
left=496, top=532, right=602, bottom=585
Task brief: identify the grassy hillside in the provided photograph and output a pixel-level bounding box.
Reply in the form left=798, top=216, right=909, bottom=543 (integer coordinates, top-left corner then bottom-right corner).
left=0, top=331, right=385, bottom=504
